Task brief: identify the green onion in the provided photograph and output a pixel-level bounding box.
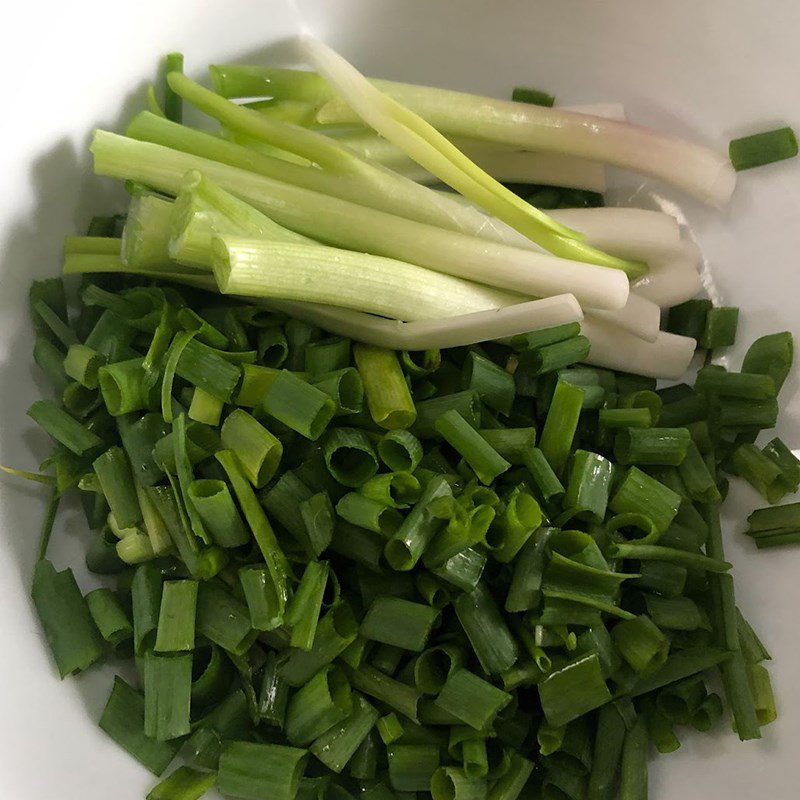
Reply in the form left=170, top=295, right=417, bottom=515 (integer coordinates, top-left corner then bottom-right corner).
left=311, top=368, right=364, bottom=415
left=154, top=579, right=197, bottom=652
left=539, top=380, right=584, bottom=475
left=538, top=653, right=611, bottom=728
left=217, top=449, right=291, bottom=606
left=323, top=427, right=379, bottom=487
left=454, top=582, right=518, bottom=675
left=220, top=408, right=282, bottom=487
left=411, top=391, right=481, bottom=439
left=94, top=446, right=142, bottom=528
left=31, top=560, right=104, bottom=677
left=435, top=668, right=511, bottom=730
left=619, top=716, right=648, bottom=800
left=187, top=479, right=250, bottom=547
left=354, top=343, right=417, bottom=430
left=285, top=664, right=353, bottom=745
left=511, top=86, right=555, bottom=106
left=143, top=651, right=193, bottom=741
left=285, top=561, right=329, bottom=650
left=85, top=588, right=132, bottom=647
left=146, top=766, right=217, bottom=800
left=263, top=370, right=336, bottom=441
left=218, top=741, right=307, bottom=800
left=614, top=427, right=691, bottom=466
left=100, top=358, right=158, bottom=416
left=188, top=387, right=223, bottom=426
left=280, top=604, right=360, bottom=687
left=430, top=767, right=486, bottom=800
left=377, top=430, right=424, bottom=472
left=387, top=744, right=441, bottom=791
left=239, top=565, right=284, bottom=631
left=462, top=351, right=515, bottom=416
left=487, top=752, right=533, bottom=800
left=599, top=407, right=652, bottom=429
left=695, top=366, right=776, bottom=399
left=435, top=409, right=511, bottom=485
left=28, top=399, right=103, bottom=455
left=172, top=337, right=240, bottom=405
left=336, top=492, right=402, bottom=535
left=702, top=306, right=739, bottom=349
left=361, top=596, right=439, bottom=652
left=163, top=52, right=185, bottom=123
left=99, top=677, right=181, bottom=775
left=64, top=343, right=105, bottom=389
left=347, top=663, right=421, bottom=722
left=488, top=487, right=541, bottom=562
left=729, top=126, right=798, bottom=171
left=609, top=467, right=681, bottom=534
left=382, top=473, right=451, bottom=570
left=196, top=580, right=256, bottom=655
left=259, top=651, right=290, bottom=727
left=518, top=335, right=591, bottom=376
left=561, top=450, right=613, bottom=523
left=611, top=615, right=670, bottom=673
left=476, top=428, right=536, bottom=465
left=377, top=712, right=405, bottom=745
left=741, top=332, right=794, bottom=394
left=678, top=442, right=721, bottom=503
left=360, top=472, right=421, bottom=509
left=309, top=692, right=380, bottom=773
left=666, top=298, right=710, bottom=340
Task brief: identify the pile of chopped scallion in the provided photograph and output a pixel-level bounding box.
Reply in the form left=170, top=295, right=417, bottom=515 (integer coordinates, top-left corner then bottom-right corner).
left=7, top=40, right=800, bottom=800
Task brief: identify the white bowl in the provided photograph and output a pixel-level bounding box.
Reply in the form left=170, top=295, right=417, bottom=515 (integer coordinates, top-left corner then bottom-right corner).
left=1, top=1, right=798, bottom=798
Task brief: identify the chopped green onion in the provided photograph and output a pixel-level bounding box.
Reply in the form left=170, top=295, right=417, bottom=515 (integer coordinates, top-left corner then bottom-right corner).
left=143, top=651, right=193, bottom=741
left=435, top=668, right=511, bottom=730
left=146, top=766, right=217, bottom=800
left=28, top=399, right=103, bottom=455
left=354, top=344, right=417, bottom=430
left=702, top=306, right=739, bottom=349
left=462, top=351, right=515, bottom=416
left=99, top=677, right=181, bottom=775
left=218, top=741, right=307, bottom=800
left=285, top=561, right=329, bottom=650
left=539, top=380, right=584, bottom=475
left=387, top=744, right=441, bottom=791
left=614, top=427, right=691, bottom=466
left=220, top=408, right=282, bottom=487
left=729, top=126, right=798, bottom=171
left=361, top=596, right=439, bottom=652
left=263, top=370, right=336, bottom=441
left=538, top=653, right=611, bottom=728
left=239, top=565, right=284, bottom=631
left=31, top=560, right=104, bottom=677
left=187, top=479, right=250, bottom=547
left=511, top=86, right=555, bottom=106
left=196, top=580, right=256, bottom=655
left=454, top=582, right=518, bottom=675
left=154, top=579, right=197, bottom=652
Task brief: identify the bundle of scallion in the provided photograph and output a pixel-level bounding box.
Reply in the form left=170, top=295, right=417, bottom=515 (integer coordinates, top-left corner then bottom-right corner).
left=6, top=37, right=800, bottom=800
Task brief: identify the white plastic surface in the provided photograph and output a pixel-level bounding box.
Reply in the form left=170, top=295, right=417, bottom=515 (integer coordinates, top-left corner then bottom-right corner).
left=0, top=1, right=798, bottom=798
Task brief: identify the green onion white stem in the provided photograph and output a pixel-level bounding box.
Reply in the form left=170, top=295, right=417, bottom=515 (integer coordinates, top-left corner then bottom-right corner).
left=212, top=236, right=520, bottom=321
left=90, top=133, right=629, bottom=309
left=327, top=131, right=607, bottom=191
left=587, top=293, right=661, bottom=342
left=261, top=295, right=583, bottom=350
left=308, top=67, right=736, bottom=205
left=121, top=195, right=174, bottom=269
left=170, top=170, right=311, bottom=268
left=581, top=317, right=697, bottom=379
left=128, top=107, right=571, bottom=256
left=631, top=241, right=703, bottom=308
left=301, top=36, right=640, bottom=272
